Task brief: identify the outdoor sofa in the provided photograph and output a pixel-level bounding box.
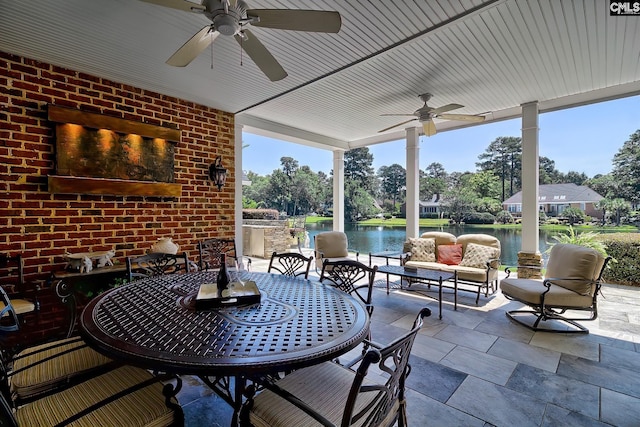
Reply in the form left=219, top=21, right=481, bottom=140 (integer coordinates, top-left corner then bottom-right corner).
left=402, top=231, right=501, bottom=304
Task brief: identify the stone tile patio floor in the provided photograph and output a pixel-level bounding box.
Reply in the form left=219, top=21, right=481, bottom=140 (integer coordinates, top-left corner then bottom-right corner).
left=179, top=255, right=640, bottom=427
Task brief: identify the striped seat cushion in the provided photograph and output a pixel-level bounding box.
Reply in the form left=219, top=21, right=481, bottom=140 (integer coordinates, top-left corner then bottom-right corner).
left=11, top=337, right=113, bottom=402
left=0, top=298, right=35, bottom=315
left=15, top=365, right=177, bottom=427
left=250, top=361, right=392, bottom=427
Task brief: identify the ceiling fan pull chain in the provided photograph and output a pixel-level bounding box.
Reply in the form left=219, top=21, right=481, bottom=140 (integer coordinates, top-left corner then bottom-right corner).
left=210, top=35, right=214, bottom=69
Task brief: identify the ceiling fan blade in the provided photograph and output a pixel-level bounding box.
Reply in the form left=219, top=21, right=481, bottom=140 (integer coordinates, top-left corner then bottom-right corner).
left=247, top=9, right=341, bottom=33
left=235, top=29, right=287, bottom=81
left=166, top=26, right=218, bottom=67
left=437, top=113, right=486, bottom=123
left=430, top=103, right=463, bottom=114
left=422, top=120, right=437, bottom=137
left=138, top=0, right=206, bottom=13
left=378, top=119, right=417, bottom=133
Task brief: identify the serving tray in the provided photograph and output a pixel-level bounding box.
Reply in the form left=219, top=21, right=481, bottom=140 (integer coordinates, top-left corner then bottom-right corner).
left=194, top=280, right=261, bottom=310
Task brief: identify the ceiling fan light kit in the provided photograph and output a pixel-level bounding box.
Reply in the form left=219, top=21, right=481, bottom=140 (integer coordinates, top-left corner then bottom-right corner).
left=140, top=0, right=341, bottom=81
left=379, top=92, right=486, bottom=137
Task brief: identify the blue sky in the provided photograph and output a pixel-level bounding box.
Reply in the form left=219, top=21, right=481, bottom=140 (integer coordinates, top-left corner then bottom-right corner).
left=242, top=95, right=639, bottom=178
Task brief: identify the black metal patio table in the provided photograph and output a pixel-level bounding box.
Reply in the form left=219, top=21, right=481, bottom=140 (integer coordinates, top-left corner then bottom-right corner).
left=377, top=265, right=457, bottom=319
left=79, top=271, right=370, bottom=424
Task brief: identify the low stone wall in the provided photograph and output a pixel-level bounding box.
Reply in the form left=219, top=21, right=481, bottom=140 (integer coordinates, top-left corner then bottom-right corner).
left=242, top=220, right=293, bottom=258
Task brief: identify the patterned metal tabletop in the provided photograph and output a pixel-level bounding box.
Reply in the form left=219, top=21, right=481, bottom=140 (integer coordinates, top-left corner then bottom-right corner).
left=80, top=271, right=370, bottom=376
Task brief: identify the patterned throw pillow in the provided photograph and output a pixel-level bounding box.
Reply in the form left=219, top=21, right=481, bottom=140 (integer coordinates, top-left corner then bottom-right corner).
left=459, top=243, right=499, bottom=269
left=409, top=238, right=436, bottom=262
left=437, top=244, right=463, bottom=265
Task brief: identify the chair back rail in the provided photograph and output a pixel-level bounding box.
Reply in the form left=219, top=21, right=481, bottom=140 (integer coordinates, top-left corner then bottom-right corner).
left=267, top=252, right=313, bottom=279
left=198, top=238, right=251, bottom=271
left=126, top=252, right=190, bottom=282
left=319, top=260, right=377, bottom=315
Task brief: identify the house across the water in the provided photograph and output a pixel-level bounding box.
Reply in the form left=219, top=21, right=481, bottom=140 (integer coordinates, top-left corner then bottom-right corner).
left=503, top=183, right=604, bottom=219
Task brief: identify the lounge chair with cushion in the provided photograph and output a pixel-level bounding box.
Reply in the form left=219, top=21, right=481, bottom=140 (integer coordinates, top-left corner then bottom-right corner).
left=500, top=243, right=611, bottom=333
left=314, top=231, right=359, bottom=274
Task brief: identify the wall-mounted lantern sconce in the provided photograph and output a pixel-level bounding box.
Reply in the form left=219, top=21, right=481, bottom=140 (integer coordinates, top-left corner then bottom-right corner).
left=208, top=156, right=227, bottom=190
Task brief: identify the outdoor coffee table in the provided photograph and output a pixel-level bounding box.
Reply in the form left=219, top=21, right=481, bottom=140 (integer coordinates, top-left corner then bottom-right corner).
left=377, top=265, right=457, bottom=319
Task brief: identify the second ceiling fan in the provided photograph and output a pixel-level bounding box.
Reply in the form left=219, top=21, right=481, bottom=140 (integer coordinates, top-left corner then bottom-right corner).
left=140, top=0, right=342, bottom=81
left=379, top=93, right=486, bottom=136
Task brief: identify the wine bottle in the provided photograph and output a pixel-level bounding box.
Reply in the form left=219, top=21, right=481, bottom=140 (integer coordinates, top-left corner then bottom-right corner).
left=217, top=254, right=230, bottom=298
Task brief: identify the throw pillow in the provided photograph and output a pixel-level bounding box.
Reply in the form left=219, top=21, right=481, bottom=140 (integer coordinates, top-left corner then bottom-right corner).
left=408, top=238, right=436, bottom=262
left=459, top=243, right=499, bottom=269
left=437, top=244, right=463, bottom=265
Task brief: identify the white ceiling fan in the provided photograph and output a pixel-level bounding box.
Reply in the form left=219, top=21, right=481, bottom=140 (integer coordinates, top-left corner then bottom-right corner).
left=379, top=93, right=486, bottom=136
left=139, top=0, right=341, bottom=82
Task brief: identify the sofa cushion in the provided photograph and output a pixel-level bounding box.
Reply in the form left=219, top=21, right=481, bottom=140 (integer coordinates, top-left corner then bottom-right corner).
left=404, top=260, right=452, bottom=272
left=459, top=243, right=499, bottom=269
left=437, top=244, right=463, bottom=265
left=408, top=238, right=436, bottom=262
left=451, top=265, right=497, bottom=283
left=419, top=231, right=457, bottom=246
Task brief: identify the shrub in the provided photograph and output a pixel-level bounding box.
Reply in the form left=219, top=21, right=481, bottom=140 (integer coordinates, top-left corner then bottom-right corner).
left=559, top=207, right=585, bottom=225
left=547, top=226, right=608, bottom=257
left=597, top=233, right=640, bottom=286
left=463, top=212, right=495, bottom=224
left=242, top=209, right=279, bottom=220
left=419, top=212, right=441, bottom=219
left=495, top=210, right=515, bottom=224
left=538, top=211, right=548, bottom=224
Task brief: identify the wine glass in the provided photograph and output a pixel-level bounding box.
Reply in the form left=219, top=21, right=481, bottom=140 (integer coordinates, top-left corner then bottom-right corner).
left=226, top=256, right=240, bottom=284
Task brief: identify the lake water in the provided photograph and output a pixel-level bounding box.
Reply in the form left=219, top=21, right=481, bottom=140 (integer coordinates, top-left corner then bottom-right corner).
left=305, top=223, right=559, bottom=266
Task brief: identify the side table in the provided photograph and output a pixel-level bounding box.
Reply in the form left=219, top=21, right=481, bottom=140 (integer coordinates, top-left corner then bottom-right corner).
left=368, top=250, right=406, bottom=267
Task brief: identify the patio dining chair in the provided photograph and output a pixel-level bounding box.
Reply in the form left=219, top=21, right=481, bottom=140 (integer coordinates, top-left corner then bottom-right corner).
left=319, top=260, right=377, bottom=316
left=126, top=252, right=191, bottom=282
left=243, top=307, right=431, bottom=427
left=0, top=254, right=38, bottom=328
left=500, top=243, right=611, bottom=333
left=0, top=364, right=183, bottom=427
left=267, top=252, right=313, bottom=279
left=0, top=287, right=114, bottom=406
left=198, top=238, right=251, bottom=271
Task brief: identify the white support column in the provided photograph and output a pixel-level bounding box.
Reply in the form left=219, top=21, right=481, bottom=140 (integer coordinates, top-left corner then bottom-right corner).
left=519, top=101, right=541, bottom=277
left=405, top=127, right=420, bottom=239
left=234, top=122, right=244, bottom=258
left=332, top=150, right=345, bottom=232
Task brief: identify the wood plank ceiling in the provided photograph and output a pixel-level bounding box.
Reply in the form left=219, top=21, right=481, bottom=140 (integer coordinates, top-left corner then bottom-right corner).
left=1, top=0, right=639, bottom=150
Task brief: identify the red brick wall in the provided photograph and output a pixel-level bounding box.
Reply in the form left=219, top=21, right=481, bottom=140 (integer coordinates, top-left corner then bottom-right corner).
left=0, top=52, right=236, bottom=287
